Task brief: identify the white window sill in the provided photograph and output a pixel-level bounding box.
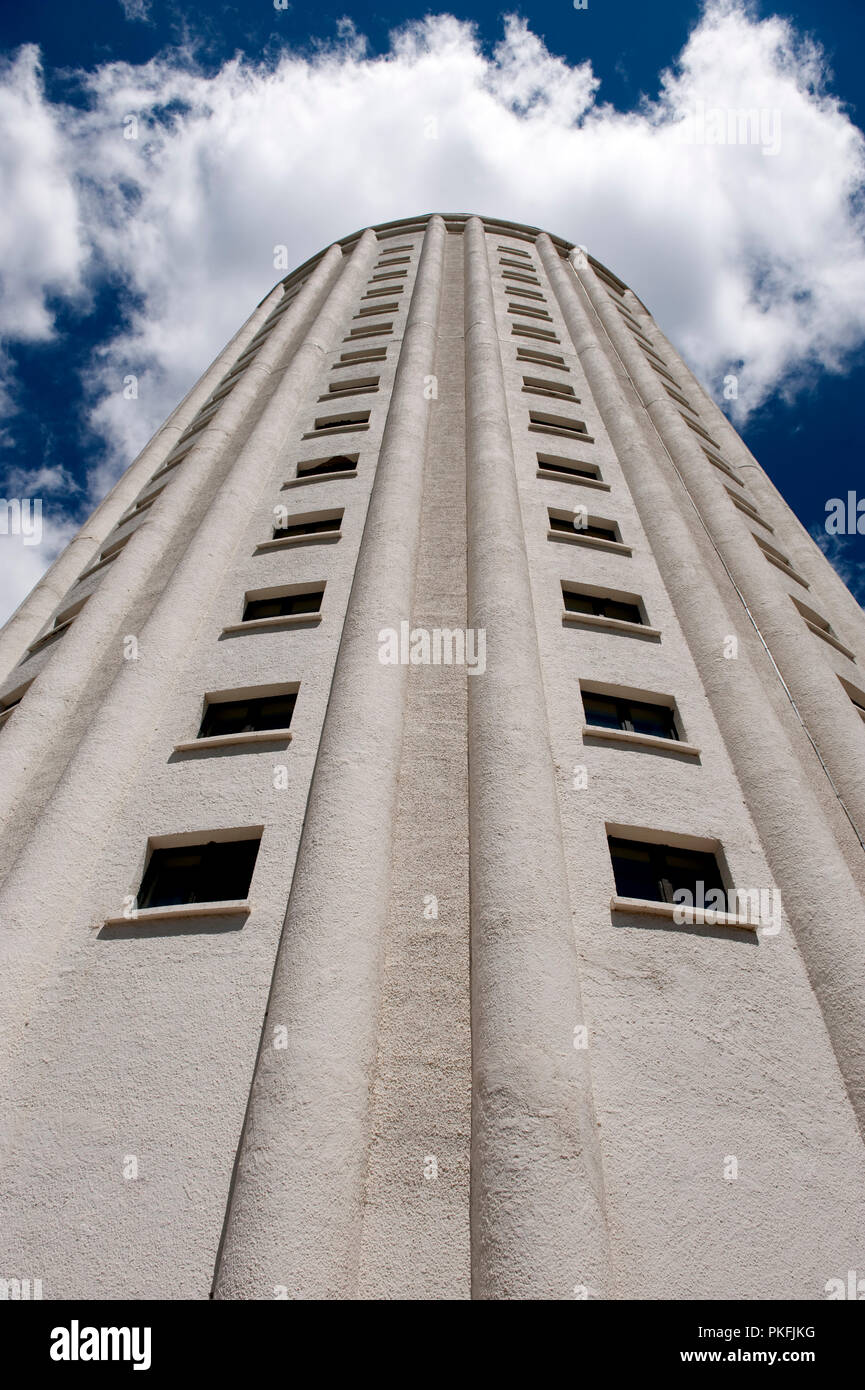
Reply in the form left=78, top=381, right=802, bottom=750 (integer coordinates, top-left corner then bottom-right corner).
left=301, top=424, right=369, bottom=440
left=26, top=619, right=74, bottom=656
left=255, top=532, right=340, bottom=553
left=760, top=549, right=810, bottom=589
left=548, top=530, right=632, bottom=556
left=804, top=620, right=856, bottom=662
left=537, top=469, right=609, bottom=490
left=582, top=724, right=700, bottom=756
left=104, top=900, right=252, bottom=926
left=529, top=424, right=595, bottom=444
left=562, top=611, right=661, bottom=639
left=283, top=471, right=358, bottom=488
left=174, top=729, right=293, bottom=753
left=222, top=614, right=321, bottom=635
left=610, top=896, right=758, bottom=932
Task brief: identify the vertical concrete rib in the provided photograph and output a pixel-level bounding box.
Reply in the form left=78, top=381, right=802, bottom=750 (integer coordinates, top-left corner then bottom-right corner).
left=0, top=234, right=376, bottom=1136
left=540, top=232, right=865, bottom=1138
left=463, top=217, right=612, bottom=1300
left=0, top=245, right=345, bottom=846
left=573, top=257, right=865, bottom=843
left=0, top=280, right=289, bottom=680
left=212, top=216, right=447, bottom=1299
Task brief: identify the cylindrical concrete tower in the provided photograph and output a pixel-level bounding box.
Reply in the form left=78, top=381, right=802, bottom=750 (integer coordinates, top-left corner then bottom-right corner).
left=2, top=213, right=865, bottom=1301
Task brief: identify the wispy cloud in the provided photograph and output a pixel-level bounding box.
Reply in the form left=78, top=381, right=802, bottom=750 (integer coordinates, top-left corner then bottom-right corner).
left=0, top=2, right=864, bottom=619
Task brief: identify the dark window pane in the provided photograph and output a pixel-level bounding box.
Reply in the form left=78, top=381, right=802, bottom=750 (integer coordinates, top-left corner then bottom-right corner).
left=662, top=847, right=725, bottom=899
left=626, top=700, right=678, bottom=740
left=609, top=836, right=724, bottom=904
left=243, top=591, right=322, bottom=622
left=299, top=455, right=355, bottom=477
left=274, top=517, right=340, bottom=538
left=138, top=838, right=261, bottom=909
left=538, top=459, right=596, bottom=480
left=583, top=694, right=622, bottom=730
left=563, top=590, right=595, bottom=615
left=564, top=591, right=642, bottom=624
left=550, top=515, right=616, bottom=540
left=609, top=838, right=659, bottom=901
left=602, top=599, right=641, bottom=624
left=198, top=693, right=296, bottom=738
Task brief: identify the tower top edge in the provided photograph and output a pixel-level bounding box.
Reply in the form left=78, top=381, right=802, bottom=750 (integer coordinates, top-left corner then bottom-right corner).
left=260, top=213, right=642, bottom=313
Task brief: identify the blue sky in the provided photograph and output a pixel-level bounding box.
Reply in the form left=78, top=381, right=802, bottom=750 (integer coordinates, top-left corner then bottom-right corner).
left=1, top=0, right=864, bottom=619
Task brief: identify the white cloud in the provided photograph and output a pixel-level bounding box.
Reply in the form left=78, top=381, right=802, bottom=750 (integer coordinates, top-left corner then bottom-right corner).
left=118, top=0, right=152, bottom=21
left=1, top=2, right=865, bottom=622
left=0, top=46, right=86, bottom=342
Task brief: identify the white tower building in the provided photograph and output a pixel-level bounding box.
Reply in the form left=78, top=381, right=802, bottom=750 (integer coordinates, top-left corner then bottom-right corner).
left=1, top=213, right=865, bottom=1301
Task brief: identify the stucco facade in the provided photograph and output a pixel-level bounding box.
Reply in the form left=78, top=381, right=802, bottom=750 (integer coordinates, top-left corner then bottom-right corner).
left=1, top=213, right=865, bottom=1300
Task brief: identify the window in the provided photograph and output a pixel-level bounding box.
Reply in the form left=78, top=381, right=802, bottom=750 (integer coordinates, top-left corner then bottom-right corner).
left=0, top=681, right=31, bottom=729
left=320, top=376, right=379, bottom=401
left=548, top=511, right=619, bottom=543
left=755, top=535, right=807, bottom=586
left=305, top=410, right=370, bottom=437
left=375, top=256, right=410, bottom=268
left=536, top=453, right=602, bottom=483
left=644, top=357, right=682, bottom=389
left=512, top=325, right=560, bottom=342
left=205, top=377, right=239, bottom=407
left=497, top=245, right=532, bottom=257
left=354, top=303, right=399, bottom=318
left=370, top=270, right=407, bottom=282
left=502, top=271, right=541, bottom=286
left=198, top=692, right=296, bottom=739
left=583, top=692, right=678, bottom=741
left=790, top=595, right=853, bottom=657
left=78, top=532, right=131, bottom=580
left=273, top=509, right=342, bottom=540
left=641, top=344, right=670, bottom=370
left=345, top=323, right=393, bottom=341
left=680, top=414, right=721, bottom=449
left=507, top=287, right=546, bottom=302
left=137, top=837, right=261, bottom=910
left=664, top=384, right=699, bottom=414
left=529, top=410, right=592, bottom=441
left=839, top=678, right=865, bottom=722
left=508, top=304, right=553, bottom=321
left=608, top=836, right=725, bottom=905
left=25, top=598, right=89, bottom=655
left=702, top=448, right=743, bottom=486
left=177, top=403, right=219, bottom=444
left=296, top=454, right=357, bottom=478
left=333, top=347, right=386, bottom=368
left=591, top=263, right=627, bottom=297
left=242, top=588, right=323, bottom=622
left=523, top=375, right=577, bottom=402
left=725, top=488, right=771, bottom=530
left=563, top=587, right=643, bottom=626
left=128, top=489, right=165, bottom=516
left=517, top=348, right=566, bottom=368
left=362, top=286, right=403, bottom=299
